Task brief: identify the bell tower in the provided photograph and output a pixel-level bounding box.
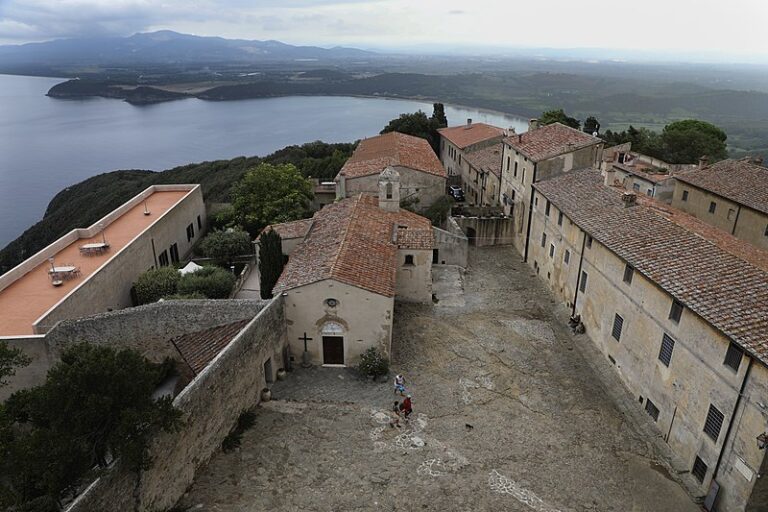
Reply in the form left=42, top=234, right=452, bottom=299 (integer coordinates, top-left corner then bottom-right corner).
left=378, top=166, right=400, bottom=212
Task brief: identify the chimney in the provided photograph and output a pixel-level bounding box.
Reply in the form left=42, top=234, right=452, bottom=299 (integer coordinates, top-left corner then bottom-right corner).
left=518, top=134, right=523, bottom=143
left=466, top=118, right=472, bottom=128
left=603, top=168, right=616, bottom=187
left=698, top=155, right=709, bottom=168
left=528, top=118, right=539, bottom=131
left=621, top=192, right=637, bottom=208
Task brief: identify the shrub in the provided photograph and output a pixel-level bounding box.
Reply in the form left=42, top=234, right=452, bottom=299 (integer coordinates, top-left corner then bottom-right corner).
left=358, top=347, right=390, bottom=378
left=161, top=292, right=206, bottom=300
left=199, top=228, right=252, bottom=265
left=425, top=195, right=454, bottom=226
left=133, top=267, right=180, bottom=305
left=177, top=266, right=236, bottom=299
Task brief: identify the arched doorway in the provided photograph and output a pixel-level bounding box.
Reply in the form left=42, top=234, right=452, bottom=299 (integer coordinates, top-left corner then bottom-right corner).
left=466, top=227, right=477, bottom=246
left=321, top=321, right=345, bottom=366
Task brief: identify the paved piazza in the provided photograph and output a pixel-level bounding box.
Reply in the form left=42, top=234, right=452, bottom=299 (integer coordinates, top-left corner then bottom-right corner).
left=177, top=247, right=699, bottom=512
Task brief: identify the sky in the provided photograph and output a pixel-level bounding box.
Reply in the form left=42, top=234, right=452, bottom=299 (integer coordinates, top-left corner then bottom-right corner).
left=1, top=0, right=767, bottom=61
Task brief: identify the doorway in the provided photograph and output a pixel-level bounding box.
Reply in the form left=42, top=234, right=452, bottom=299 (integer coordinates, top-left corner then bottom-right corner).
left=466, top=227, right=477, bottom=246
left=322, top=336, right=344, bottom=365
left=263, top=358, right=273, bottom=383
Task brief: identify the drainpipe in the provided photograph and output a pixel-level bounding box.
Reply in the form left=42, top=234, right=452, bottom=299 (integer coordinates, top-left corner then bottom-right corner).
left=713, top=356, right=753, bottom=480
left=523, top=163, right=538, bottom=262
left=571, top=230, right=588, bottom=316
left=730, top=205, right=742, bottom=236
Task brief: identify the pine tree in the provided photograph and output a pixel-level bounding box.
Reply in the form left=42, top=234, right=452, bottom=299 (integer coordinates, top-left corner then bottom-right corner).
left=259, top=229, right=284, bottom=299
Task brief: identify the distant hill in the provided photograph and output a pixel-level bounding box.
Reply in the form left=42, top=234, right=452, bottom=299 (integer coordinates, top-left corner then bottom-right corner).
left=0, top=30, right=375, bottom=67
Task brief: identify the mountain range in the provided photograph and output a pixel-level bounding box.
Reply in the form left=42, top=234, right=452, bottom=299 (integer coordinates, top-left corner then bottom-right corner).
left=0, top=30, right=376, bottom=66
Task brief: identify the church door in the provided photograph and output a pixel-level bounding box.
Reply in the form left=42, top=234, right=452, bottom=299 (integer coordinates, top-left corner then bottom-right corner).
left=322, top=336, right=344, bottom=365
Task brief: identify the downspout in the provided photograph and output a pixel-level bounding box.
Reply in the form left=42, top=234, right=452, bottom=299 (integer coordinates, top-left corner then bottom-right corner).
left=713, top=356, right=754, bottom=480
left=730, top=205, right=742, bottom=236
left=523, top=163, right=538, bottom=262
left=571, top=230, right=588, bottom=317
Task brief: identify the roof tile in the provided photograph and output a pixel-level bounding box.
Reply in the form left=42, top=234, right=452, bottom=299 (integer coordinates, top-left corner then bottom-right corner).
left=338, top=132, right=445, bottom=179
left=675, top=159, right=768, bottom=214
left=438, top=123, right=506, bottom=149
left=504, top=122, right=601, bottom=162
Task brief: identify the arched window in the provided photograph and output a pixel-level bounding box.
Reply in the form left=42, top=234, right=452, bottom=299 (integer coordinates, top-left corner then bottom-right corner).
left=386, top=182, right=393, bottom=199
left=322, top=322, right=344, bottom=335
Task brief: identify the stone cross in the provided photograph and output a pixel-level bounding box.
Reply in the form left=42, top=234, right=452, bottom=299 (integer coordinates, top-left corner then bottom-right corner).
left=299, top=332, right=313, bottom=352
left=299, top=332, right=313, bottom=368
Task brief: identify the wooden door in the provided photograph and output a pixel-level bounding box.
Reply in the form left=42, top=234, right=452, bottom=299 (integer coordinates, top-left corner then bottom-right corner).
left=322, top=336, right=344, bottom=365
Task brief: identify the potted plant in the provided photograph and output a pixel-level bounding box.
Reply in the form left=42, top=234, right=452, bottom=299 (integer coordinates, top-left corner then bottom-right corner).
left=261, top=387, right=271, bottom=402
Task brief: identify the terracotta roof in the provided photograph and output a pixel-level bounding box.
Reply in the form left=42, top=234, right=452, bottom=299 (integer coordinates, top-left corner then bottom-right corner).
left=338, top=132, right=445, bottom=179
left=613, top=162, right=672, bottom=184
left=275, top=194, right=432, bottom=297
left=173, top=319, right=250, bottom=374
left=438, top=123, right=506, bottom=149
left=503, top=123, right=601, bottom=162
left=533, top=169, right=768, bottom=366
left=464, top=142, right=504, bottom=179
left=260, top=218, right=314, bottom=241
left=675, top=159, right=768, bottom=214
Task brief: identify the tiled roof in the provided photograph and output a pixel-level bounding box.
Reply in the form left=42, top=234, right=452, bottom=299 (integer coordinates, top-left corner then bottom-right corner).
left=534, top=169, right=768, bottom=365
left=438, top=123, right=506, bottom=149
left=260, top=218, right=314, bottom=241
left=675, top=159, right=768, bottom=214
left=338, top=132, right=445, bottom=179
left=173, top=320, right=250, bottom=374
left=464, top=142, right=504, bottom=179
left=503, top=123, right=601, bottom=162
left=275, top=194, right=432, bottom=297
left=613, top=162, right=672, bottom=184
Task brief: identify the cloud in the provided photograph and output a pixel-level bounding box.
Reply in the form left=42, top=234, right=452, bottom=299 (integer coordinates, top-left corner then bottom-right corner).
left=448, top=9, right=465, bottom=14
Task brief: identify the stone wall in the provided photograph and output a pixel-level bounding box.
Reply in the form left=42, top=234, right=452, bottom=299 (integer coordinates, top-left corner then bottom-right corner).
left=433, top=217, right=468, bottom=266
left=65, top=296, right=287, bottom=512
left=2, top=299, right=267, bottom=400
left=453, top=216, right=515, bottom=247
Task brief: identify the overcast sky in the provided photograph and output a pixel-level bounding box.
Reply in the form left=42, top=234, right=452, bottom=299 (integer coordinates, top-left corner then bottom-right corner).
left=1, top=0, right=767, bottom=60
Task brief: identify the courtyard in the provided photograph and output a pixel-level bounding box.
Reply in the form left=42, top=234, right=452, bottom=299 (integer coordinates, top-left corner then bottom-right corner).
left=177, top=246, right=699, bottom=512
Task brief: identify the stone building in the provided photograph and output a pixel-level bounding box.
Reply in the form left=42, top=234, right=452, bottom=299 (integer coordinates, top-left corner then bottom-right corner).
left=671, top=158, right=768, bottom=251
left=525, top=168, right=768, bottom=512
left=273, top=173, right=433, bottom=367
left=498, top=121, right=603, bottom=256
left=0, top=184, right=206, bottom=337
left=437, top=120, right=506, bottom=182
left=334, top=131, right=446, bottom=211
left=602, top=143, right=676, bottom=201
left=460, top=142, right=504, bottom=206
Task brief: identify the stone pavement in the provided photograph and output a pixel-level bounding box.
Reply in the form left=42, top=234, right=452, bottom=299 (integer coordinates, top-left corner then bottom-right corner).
left=177, top=246, right=699, bottom=512
left=234, top=265, right=260, bottom=299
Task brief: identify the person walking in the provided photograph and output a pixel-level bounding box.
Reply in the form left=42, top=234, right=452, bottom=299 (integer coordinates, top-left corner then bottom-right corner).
left=400, top=394, right=413, bottom=421
left=394, top=374, right=406, bottom=396
left=390, top=400, right=402, bottom=428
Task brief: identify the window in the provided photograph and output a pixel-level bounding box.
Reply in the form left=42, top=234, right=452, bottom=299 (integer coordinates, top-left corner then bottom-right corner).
left=506, top=156, right=510, bottom=171
left=727, top=208, right=736, bottom=221
left=646, top=189, right=653, bottom=196
left=545, top=200, right=551, bottom=217
left=703, top=404, right=725, bottom=442
left=585, top=235, right=593, bottom=248
left=169, top=243, right=179, bottom=264
left=564, top=249, right=570, bottom=265
left=692, top=456, right=708, bottom=483
left=669, top=299, right=684, bottom=324
left=623, top=264, right=634, bottom=284
left=557, top=212, right=563, bottom=226
left=659, top=334, right=675, bottom=367
left=541, top=232, right=547, bottom=248
left=611, top=314, right=624, bottom=341
left=186, top=223, right=195, bottom=242
left=522, top=169, right=526, bottom=183
left=708, top=201, right=717, bottom=214
left=549, top=243, right=555, bottom=259
left=645, top=399, right=660, bottom=422
left=632, top=183, right=640, bottom=192
left=682, top=190, right=689, bottom=202
left=724, top=342, right=744, bottom=371
left=158, top=250, right=169, bottom=267
left=579, top=271, right=588, bottom=293
left=386, top=182, right=393, bottom=199
left=404, top=254, right=414, bottom=265
left=197, top=215, right=202, bottom=230
left=514, top=161, right=518, bottom=177
left=764, top=224, right=768, bottom=237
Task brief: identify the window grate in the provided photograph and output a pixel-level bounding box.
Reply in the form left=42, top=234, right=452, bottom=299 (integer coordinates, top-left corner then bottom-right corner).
left=703, top=404, right=725, bottom=442
left=645, top=399, right=659, bottom=422
left=612, top=314, right=623, bottom=341
left=724, top=342, right=744, bottom=372
left=692, top=456, right=708, bottom=483
left=659, top=334, right=675, bottom=367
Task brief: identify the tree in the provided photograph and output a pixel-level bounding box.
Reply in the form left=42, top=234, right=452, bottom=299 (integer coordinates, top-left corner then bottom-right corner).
left=583, top=116, right=601, bottom=135
left=258, top=229, right=284, bottom=300
left=199, top=228, right=252, bottom=266
left=381, top=103, right=446, bottom=154
left=133, top=267, right=180, bottom=305
left=0, top=344, right=181, bottom=508
left=424, top=195, right=454, bottom=227
left=661, top=119, right=728, bottom=164
left=0, top=342, right=30, bottom=387
left=539, top=109, right=581, bottom=130
left=177, top=266, right=236, bottom=299
left=232, top=163, right=313, bottom=237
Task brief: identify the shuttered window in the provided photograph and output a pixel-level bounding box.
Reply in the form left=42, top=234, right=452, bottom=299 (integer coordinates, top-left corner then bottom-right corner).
left=692, top=456, right=708, bottom=483
left=612, top=314, right=624, bottom=341
left=658, top=334, right=675, bottom=367
left=645, top=399, right=659, bottom=422
left=723, top=342, right=744, bottom=372
left=703, top=404, right=725, bottom=442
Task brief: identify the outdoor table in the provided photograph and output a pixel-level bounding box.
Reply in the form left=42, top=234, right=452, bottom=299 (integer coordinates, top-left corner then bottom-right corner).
left=79, top=242, right=110, bottom=255
left=48, top=266, right=79, bottom=281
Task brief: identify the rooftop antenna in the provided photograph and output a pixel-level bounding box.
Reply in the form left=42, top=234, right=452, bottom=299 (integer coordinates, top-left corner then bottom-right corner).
left=143, top=199, right=151, bottom=216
